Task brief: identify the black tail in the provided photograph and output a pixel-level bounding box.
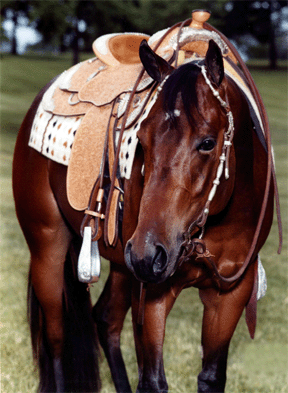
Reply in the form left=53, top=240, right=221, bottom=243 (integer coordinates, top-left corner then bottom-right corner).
left=28, top=243, right=101, bottom=392
left=62, top=243, right=101, bottom=392
left=28, top=272, right=57, bottom=392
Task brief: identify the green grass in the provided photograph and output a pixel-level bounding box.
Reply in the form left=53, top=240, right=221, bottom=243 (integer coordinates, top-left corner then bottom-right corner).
left=1, top=53, right=287, bottom=392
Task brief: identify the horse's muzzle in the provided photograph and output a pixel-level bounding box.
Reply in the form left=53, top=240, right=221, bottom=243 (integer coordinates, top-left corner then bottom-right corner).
left=125, top=239, right=169, bottom=283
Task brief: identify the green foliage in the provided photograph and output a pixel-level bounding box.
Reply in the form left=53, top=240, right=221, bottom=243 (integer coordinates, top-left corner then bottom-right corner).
left=1, top=0, right=31, bottom=54
left=222, top=1, right=287, bottom=68
left=1, top=0, right=30, bottom=15
left=0, top=53, right=287, bottom=392
left=30, top=1, right=70, bottom=45
left=2, top=1, right=287, bottom=67
left=222, top=1, right=287, bottom=42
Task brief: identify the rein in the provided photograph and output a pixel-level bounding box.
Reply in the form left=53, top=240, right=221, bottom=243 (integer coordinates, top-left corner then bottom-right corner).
left=177, top=21, right=282, bottom=286
left=204, top=22, right=282, bottom=255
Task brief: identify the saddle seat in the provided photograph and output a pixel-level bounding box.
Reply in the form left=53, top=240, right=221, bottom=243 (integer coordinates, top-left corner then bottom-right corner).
left=92, top=33, right=150, bottom=66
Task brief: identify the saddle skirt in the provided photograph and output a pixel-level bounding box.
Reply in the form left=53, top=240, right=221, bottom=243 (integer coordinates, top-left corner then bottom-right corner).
left=28, top=24, right=265, bottom=212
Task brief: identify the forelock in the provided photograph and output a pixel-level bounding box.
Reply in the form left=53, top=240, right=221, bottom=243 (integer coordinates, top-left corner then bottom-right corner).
left=162, top=63, right=201, bottom=125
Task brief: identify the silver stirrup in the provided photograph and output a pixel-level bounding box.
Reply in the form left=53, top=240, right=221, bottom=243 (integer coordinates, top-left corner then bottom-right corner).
left=78, top=226, right=101, bottom=283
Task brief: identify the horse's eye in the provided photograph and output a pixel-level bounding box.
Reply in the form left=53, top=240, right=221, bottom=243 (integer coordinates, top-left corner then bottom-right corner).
left=197, top=138, right=216, bottom=152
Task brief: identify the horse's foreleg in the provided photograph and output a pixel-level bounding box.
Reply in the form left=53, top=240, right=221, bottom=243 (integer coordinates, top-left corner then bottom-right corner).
left=131, top=282, right=178, bottom=393
left=93, top=262, right=133, bottom=393
left=198, top=265, right=255, bottom=393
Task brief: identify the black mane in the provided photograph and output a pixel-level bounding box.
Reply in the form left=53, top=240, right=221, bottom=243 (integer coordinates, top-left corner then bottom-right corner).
left=162, top=62, right=201, bottom=124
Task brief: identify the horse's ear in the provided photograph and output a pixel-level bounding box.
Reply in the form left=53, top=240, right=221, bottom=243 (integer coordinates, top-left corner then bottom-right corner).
left=205, top=40, right=224, bottom=87
left=139, top=40, right=173, bottom=83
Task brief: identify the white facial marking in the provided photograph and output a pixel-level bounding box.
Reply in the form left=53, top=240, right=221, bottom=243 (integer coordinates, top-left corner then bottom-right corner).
left=165, top=109, right=181, bottom=121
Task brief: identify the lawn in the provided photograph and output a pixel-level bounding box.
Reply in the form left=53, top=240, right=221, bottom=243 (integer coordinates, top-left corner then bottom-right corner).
left=1, top=53, right=287, bottom=393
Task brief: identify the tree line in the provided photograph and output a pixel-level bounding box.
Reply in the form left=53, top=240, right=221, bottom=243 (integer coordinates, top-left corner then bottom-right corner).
left=1, top=0, right=287, bottom=69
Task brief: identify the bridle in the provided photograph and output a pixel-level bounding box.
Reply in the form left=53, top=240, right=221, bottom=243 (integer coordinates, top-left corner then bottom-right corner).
left=176, top=60, right=238, bottom=279
left=195, top=63, right=235, bottom=227
left=177, top=23, right=282, bottom=286
left=104, top=18, right=282, bottom=287
left=96, top=17, right=283, bottom=325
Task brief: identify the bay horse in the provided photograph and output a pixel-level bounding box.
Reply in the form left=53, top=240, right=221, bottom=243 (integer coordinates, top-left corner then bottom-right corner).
left=13, top=21, right=281, bottom=393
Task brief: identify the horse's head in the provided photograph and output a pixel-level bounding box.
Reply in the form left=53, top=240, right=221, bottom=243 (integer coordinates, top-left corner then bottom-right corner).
left=125, top=40, right=238, bottom=283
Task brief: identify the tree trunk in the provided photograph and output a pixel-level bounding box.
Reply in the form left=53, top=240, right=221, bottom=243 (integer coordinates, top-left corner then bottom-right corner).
left=72, top=25, right=79, bottom=65
left=59, top=34, right=66, bottom=53
left=11, top=11, right=18, bottom=55
left=268, top=1, right=277, bottom=70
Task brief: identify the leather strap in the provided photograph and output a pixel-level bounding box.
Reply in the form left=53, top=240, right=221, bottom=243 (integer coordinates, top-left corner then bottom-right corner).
left=85, top=210, right=105, bottom=220
left=80, top=177, right=103, bottom=241
left=178, top=21, right=282, bottom=286
left=106, top=187, right=121, bottom=246
left=137, top=282, right=147, bottom=325
left=204, top=21, right=282, bottom=255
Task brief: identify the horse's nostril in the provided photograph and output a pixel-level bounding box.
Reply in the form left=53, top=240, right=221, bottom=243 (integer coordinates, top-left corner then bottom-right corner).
left=152, top=246, right=168, bottom=275
left=125, top=238, right=168, bottom=282
left=124, top=241, right=132, bottom=268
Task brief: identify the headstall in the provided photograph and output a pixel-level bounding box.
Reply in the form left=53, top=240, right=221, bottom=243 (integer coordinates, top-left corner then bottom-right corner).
left=172, top=22, right=282, bottom=286
left=199, top=64, right=234, bottom=217
left=177, top=62, right=236, bottom=277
